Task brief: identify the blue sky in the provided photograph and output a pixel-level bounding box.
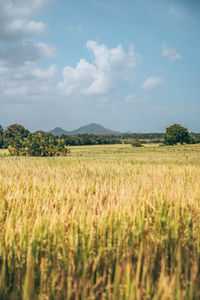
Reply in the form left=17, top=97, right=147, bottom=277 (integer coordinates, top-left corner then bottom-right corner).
left=0, top=0, right=200, bottom=132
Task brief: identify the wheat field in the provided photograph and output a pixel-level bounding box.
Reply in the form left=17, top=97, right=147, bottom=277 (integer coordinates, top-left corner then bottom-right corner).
left=0, top=144, right=200, bottom=299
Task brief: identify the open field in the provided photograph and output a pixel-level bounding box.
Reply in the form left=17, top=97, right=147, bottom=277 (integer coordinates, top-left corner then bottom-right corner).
left=0, top=144, right=200, bottom=299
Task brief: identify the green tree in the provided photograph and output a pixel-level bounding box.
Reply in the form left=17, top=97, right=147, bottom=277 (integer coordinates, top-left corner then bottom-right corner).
left=0, top=125, right=3, bottom=136
left=5, top=124, right=30, bottom=138
left=164, top=124, right=190, bottom=145
left=131, top=139, right=143, bottom=147
left=8, top=132, right=70, bottom=156
left=0, top=125, right=4, bottom=148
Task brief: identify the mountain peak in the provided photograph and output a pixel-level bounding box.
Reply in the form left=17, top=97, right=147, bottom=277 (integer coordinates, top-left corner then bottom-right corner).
left=50, top=123, right=120, bottom=136
left=50, top=127, right=69, bottom=136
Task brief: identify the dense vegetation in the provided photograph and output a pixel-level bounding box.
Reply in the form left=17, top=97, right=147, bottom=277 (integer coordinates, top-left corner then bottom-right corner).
left=0, top=144, right=200, bottom=299
left=8, top=133, right=70, bottom=157
left=0, top=124, right=122, bottom=152
left=1, top=124, right=200, bottom=155
left=164, top=124, right=191, bottom=145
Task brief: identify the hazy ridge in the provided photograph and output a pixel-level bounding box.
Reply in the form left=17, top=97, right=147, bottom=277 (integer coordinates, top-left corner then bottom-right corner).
left=50, top=123, right=121, bottom=136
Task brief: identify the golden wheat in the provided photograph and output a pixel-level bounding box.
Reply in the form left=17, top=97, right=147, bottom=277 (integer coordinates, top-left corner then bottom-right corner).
left=0, top=144, right=200, bottom=299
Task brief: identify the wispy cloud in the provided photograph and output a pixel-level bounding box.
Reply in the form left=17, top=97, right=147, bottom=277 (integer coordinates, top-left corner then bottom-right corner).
left=169, top=4, right=188, bottom=19
left=125, top=94, right=147, bottom=103
left=141, top=77, right=164, bottom=91
left=162, top=42, right=182, bottom=62
left=67, top=24, right=83, bottom=34
left=77, top=24, right=83, bottom=33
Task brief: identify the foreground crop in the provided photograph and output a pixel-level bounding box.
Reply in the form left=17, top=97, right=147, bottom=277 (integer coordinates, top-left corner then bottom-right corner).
left=0, top=145, right=200, bottom=299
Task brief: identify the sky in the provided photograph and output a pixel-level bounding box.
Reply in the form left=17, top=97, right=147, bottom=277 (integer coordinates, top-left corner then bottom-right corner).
left=0, top=0, right=200, bottom=132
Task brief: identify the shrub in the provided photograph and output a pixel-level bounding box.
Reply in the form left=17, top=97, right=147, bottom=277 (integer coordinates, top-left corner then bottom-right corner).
left=8, top=133, right=70, bottom=156
left=131, top=139, right=143, bottom=147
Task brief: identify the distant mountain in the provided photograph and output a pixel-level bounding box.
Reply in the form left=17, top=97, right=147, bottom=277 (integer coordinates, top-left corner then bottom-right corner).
left=50, top=123, right=121, bottom=136
left=50, top=127, right=69, bottom=136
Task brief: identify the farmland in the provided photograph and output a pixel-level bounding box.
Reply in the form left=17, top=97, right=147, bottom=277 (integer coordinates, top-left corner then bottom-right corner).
left=0, top=144, right=200, bottom=299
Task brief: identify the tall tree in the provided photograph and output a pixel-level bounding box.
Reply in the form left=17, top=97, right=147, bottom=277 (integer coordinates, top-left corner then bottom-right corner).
left=164, top=124, right=190, bottom=145
left=0, top=125, right=4, bottom=148
left=5, top=124, right=30, bottom=138
left=0, top=125, right=3, bottom=136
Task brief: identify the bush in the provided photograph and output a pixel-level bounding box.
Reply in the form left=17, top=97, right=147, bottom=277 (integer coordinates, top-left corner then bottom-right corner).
left=131, top=139, right=143, bottom=147
left=188, top=135, right=200, bottom=144
left=8, top=133, right=70, bottom=156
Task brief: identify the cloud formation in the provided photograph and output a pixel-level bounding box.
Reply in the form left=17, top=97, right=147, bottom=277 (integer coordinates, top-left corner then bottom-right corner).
left=0, top=41, right=56, bottom=67
left=58, top=41, right=141, bottom=96
left=0, top=0, right=58, bottom=102
left=1, top=62, right=57, bottom=99
left=0, top=0, right=49, bottom=41
left=162, top=42, right=182, bottom=62
left=141, top=77, right=164, bottom=91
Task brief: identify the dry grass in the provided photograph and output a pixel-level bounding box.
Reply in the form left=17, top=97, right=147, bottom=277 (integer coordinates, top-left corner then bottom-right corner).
left=0, top=144, right=200, bottom=299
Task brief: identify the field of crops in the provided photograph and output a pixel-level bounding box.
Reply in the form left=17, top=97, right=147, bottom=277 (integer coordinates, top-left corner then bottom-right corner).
left=0, top=144, right=200, bottom=299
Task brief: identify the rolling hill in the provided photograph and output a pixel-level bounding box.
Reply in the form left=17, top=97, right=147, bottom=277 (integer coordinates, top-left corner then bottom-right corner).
left=50, top=123, right=121, bottom=136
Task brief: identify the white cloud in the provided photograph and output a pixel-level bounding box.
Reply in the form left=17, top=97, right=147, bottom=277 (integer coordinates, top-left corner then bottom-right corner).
left=141, top=77, right=164, bottom=91
left=35, top=42, right=56, bottom=58
left=58, top=58, right=96, bottom=95
left=58, top=41, right=141, bottom=96
left=0, top=41, right=56, bottom=67
left=0, top=0, right=48, bottom=40
left=162, top=42, right=182, bottom=62
left=32, top=64, right=57, bottom=80
left=0, top=0, right=57, bottom=102
left=1, top=61, right=57, bottom=99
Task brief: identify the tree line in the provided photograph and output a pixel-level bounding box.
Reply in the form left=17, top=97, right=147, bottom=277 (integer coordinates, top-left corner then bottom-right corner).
left=0, top=123, right=200, bottom=156
left=0, top=124, right=68, bottom=156
left=0, top=124, right=122, bottom=156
